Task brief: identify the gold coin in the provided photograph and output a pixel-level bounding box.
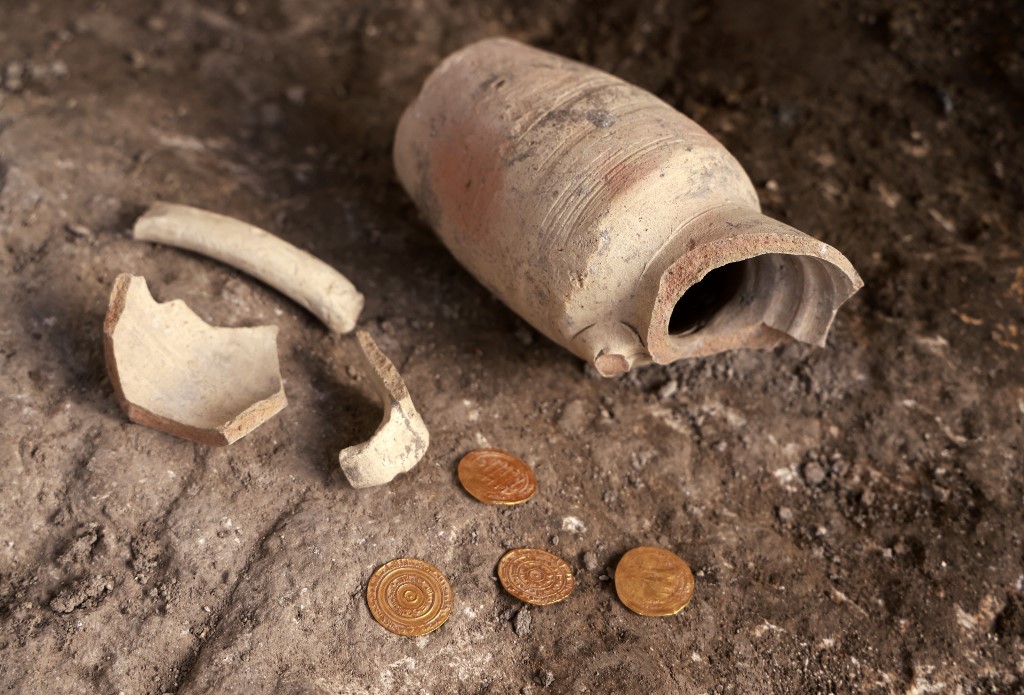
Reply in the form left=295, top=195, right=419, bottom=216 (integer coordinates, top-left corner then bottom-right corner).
left=614, top=546, right=695, bottom=616
left=497, top=548, right=575, bottom=605
left=457, top=449, right=537, bottom=505
left=366, top=558, right=454, bottom=636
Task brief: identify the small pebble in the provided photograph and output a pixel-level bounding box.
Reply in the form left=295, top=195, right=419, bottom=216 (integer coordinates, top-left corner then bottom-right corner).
left=777, top=506, right=794, bottom=523
left=146, top=15, right=168, bottom=32
left=557, top=399, right=589, bottom=434
left=514, top=323, right=534, bottom=346
left=513, top=607, right=531, bottom=637
left=535, top=670, right=555, bottom=688
left=935, top=86, right=954, bottom=115
left=582, top=551, right=599, bottom=572
left=65, top=223, right=93, bottom=237
left=802, top=461, right=826, bottom=486
left=127, top=49, right=146, bottom=70
left=285, top=85, right=306, bottom=105
left=4, top=61, right=25, bottom=91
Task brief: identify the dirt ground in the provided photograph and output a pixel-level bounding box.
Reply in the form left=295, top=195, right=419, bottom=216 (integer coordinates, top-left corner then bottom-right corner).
left=1, top=0, right=1022, bottom=692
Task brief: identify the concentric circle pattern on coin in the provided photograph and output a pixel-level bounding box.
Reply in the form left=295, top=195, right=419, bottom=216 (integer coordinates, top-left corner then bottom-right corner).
left=457, top=449, right=537, bottom=505
left=614, top=546, right=695, bottom=617
left=498, top=548, right=575, bottom=605
left=366, top=558, right=454, bottom=636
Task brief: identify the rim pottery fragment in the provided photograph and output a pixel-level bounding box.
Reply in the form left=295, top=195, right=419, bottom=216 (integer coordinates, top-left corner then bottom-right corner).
left=394, top=38, right=863, bottom=375
left=338, top=331, right=429, bottom=488
left=103, top=274, right=286, bottom=445
left=134, top=202, right=364, bottom=333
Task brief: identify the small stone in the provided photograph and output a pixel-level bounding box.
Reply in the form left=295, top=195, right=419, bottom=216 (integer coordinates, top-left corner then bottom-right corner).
left=285, top=85, right=306, bottom=105
left=774, top=104, right=798, bottom=126
left=802, top=461, right=826, bottom=486
left=777, top=506, right=794, bottom=523
left=811, top=150, right=837, bottom=168
left=146, top=15, right=168, bottom=32
left=557, top=399, right=589, bottom=434
left=66, top=223, right=93, bottom=237
left=928, top=208, right=956, bottom=234
left=582, top=551, right=599, bottom=572
left=535, top=670, right=555, bottom=688
left=876, top=181, right=902, bottom=209
left=127, top=49, right=146, bottom=70
left=513, top=607, right=531, bottom=637
left=561, top=516, right=586, bottom=535
left=657, top=380, right=678, bottom=399
left=514, top=323, right=534, bottom=346
left=3, top=61, right=25, bottom=91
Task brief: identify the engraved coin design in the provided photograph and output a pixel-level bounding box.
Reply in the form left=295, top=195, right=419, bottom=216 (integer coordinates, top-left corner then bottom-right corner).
left=457, top=449, right=537, bottom=505
left=614, top=546, right=695, bottom=617
left=497, top=548, right=575, bottom=605
left=366, top=558, right=454, bottom=636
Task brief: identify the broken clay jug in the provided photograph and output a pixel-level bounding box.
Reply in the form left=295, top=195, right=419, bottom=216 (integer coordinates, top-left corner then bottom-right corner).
left=394, top=38, right=863, bottom=376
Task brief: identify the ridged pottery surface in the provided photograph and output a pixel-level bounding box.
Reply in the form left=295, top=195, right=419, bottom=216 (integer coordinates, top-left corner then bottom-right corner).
left=394, top=38, right=863, bottom=375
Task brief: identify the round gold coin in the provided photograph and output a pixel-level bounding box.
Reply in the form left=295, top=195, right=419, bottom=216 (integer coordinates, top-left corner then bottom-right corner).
left=457, top=449, right=537, bottom=505
left=366, top=558, right=454, bottom=636
left=614, top=546, right=695, bottom=617
left=498, top=548, right=575, bottom=605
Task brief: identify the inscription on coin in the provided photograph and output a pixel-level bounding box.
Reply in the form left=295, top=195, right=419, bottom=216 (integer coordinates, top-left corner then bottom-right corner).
left=458, top=449, right=537, bottom=505
left=614, top=546, right=694, bottom=617
left=366, top=558, right=454, bottom=636
left=498, top=548, right=575, bottom=605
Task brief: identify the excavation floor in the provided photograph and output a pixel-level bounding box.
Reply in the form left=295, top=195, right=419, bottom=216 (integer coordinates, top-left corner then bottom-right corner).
left=1, top=0, right=1022, bottom=692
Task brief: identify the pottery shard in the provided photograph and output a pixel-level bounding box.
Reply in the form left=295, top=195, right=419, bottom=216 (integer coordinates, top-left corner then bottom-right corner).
left=339, top=331, right=429, bottom=488
left=103, top=274, right=287, bottom=446
left=133, top=202, right=364, bottom=334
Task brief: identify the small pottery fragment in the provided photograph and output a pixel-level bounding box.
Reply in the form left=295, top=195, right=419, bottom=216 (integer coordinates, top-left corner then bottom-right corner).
left=339, top=331, right=429, bottom=488
left=103, top=274, right=286, bottom=445
left=134, top=202, right=364, bottom=334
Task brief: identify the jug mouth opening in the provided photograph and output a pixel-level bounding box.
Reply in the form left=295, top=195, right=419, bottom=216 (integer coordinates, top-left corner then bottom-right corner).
left=667, top=261, right=748, bottom=337
left=657, top=253, right=791, bottom=359
left=644, top=238, right=862, bottom=364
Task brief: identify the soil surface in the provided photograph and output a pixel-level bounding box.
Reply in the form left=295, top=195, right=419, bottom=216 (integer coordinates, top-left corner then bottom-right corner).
left=1, top=0, right=1023, bottom=693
